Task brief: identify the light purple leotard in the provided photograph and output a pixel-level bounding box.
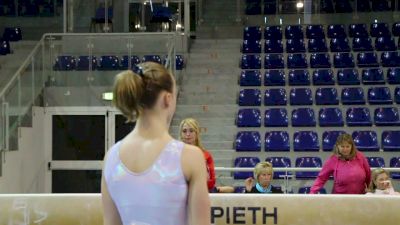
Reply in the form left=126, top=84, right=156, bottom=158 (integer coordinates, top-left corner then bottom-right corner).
left=104, top=139, right=188, bottom=225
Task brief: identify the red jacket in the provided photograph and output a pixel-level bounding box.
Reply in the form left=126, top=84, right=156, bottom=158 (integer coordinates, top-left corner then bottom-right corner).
left=203, top=150, right=216, bottom=191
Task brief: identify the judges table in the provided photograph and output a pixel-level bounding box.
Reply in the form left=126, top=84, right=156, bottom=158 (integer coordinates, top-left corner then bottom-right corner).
left=0, top=193, right=399, bottom=225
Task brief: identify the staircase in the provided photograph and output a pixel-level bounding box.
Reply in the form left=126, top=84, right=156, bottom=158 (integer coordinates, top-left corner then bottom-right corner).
left=170, top=39, right=243, bottom=186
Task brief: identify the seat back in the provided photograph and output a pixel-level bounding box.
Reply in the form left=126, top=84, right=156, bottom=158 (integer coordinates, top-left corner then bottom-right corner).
left=235, top=131, right=262, bottom=151
left=264, top=88, right=287, bottom=106
left=341, top=87, right=365, bottom=105
left=315, top=87, right=339, bottom=105
left=361, top=68, right=385, bottom=84
left=366, top=157, right=385, bottom=168
left=295, top=157, right=322, bottom=179
left=266, top=157, right=292, bottom=179
left=290, top=88, right=313, bottom=105
left=322, top=130, right=346, bottom=151
left=293, top=131, right=320, bottom=151
left=264, top=70, right=286, bottom=86
left=238, top=88, right=262, bottom=106
left=312, top=69, right=334, bottom=85
left=265, top=131, right=290, bottom=151
left=264, top=108, right=289, bottom=127
left=288, top=69, right=310, bottom=85
left=233, top=157, right=260, bottom=179
left=352, top=130, right=379, bottom=151
left=367, top=87, right=392, bottom=104
left=337, top=68, right=360, bottom=85
left=382, top=131, right=400, bottom=151
left=237, top=108, right=262, bottom=127
left=374, top=107, right=400, bottom=126
left=319, top=107, right=344, bottom=127
left=240, top=70, right=262, bottom=86
left=346, top=107, right=372, bottom=126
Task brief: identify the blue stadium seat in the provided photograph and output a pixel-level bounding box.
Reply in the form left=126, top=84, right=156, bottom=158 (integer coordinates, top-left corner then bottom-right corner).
left=264, top=88, right=287, bottom=105
left=381, top=52, right=400, bottom=67
left=245, top=2, right=262, bottom=15
left=357, top=52, right=379, bottom=67
left=264, top=39, right=283, bottom=53
left=239, top=70, right=262, bottom=86
left=349, top=24, right=369, bottom=38
left=287, top=53, right=308, bottom=68
left=242, top=40, right=262, bottom=53
left=396, top=87, right=400, bottom=104
left=334, top=52, right=355, bottom=68
left=264, top=54, right=284, bottom=69
left=234, top=186, right=246, bottom=193
left=322, top=130, right=346, bottom=151
left=265, top=131, right=290, bottom=151
left=120, top=55, right=140, bottom=70
left=319, top=107, right=344, bottom=127
left=327, top=24, right=347, bottom=38
left=241, top=54, right=262, bottom=69
left=264, top=108, right=289, bottom=127
left=264, top=1, right=277, bottom=14
left=298, top=186, right=327, bottom=194
left=352, top=37, right=373, bottom=51
left=97, top=55, right=120, bottom=70
left=0, top=39, right=11, bottom=55
left=266, top=157, right=292, bottom=179
left=288, top=69, right=310, bottom=86
left=337, top=68, right=360, bottom=85
left=308, top=38, right=328, bottom=52
left=335, top=0, right=353, bottom=12
left=368, top=87, right=392, bottom=104
left=306, top=25, right=325, bottom=39
left=315, top=87, right=339, bottom=105
left=174, top=55, right=184, bottom=70
left=357, top=0, right=371, bottom=12
left=321, top=0, right=335, bottom=13
left=293, top=131, right=320, bottom=151
left=290, top=88, right=313, bottom=105
left=142, top=55, right=161, bottom=64
left=372, top=0, right=390, bottom=11
left=361, top=68, right=385, bottom=84
left=296, top=157, right=322, bottom=179
left=264, top=70, right=285, bottom=86
left=285, top=25, right=304, bottom=39
left=330, top=38, right=351, bottom=52
left=387, top=68, right=400, bottom=84
left=310, top=53, right=331, bottom=68
left=237, top=108, right=262, bottom=127
left=233, top=157, right=260, bottom=179
left=286, top=39, right=306, bottom=53
left=341, top=87, right=366, bottom=105
left=370, top=23, right=391, bottom=37
left=390, top=157, right=400, bottom=179
left=352, top=131, right=379, bottom=151
left=382, top=131, right=400, bottom=151
left=238, top=88, right=262, bottom=106
left=2, top=27, right=22, bottom=42
left=235, top=131, right=261, bottom=151
left=374, top=107, right=400, bottom=126
left=244, top=26, right=262, bottom=40
left=76, top=56, right=97, bottom=71
left=312, top=69, right=335, bottom=85
left=393, top=22, right=400, bottom=36
left=53, top=56, right=76, bottom=71
left=375, top=37, right=397, bottom=51
left=292, top=108, right=316, bottom=126
left=264, top=25, right=283, bottom=39
left=346, top=107, right=372, bottom=126
left=366, top=157, right=385, bottom=168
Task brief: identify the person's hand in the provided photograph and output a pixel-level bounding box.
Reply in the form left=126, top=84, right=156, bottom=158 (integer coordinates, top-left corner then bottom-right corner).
left=244, top=177, right=255, bottom=192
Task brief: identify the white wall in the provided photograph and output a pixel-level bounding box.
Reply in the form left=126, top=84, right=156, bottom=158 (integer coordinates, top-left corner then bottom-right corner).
left=0, top=107, right=46, bottom=193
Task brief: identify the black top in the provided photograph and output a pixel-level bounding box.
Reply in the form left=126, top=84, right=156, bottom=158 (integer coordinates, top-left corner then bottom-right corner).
left=245, top=185, right=283, bottom=194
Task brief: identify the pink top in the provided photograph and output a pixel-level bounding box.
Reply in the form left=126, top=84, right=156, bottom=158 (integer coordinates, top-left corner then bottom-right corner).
left=310, top=151, right=371, bottom=194
left=104, top=140, right=188, bottom=225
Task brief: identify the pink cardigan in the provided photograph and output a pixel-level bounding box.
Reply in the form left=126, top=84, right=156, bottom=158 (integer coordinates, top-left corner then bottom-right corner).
left=310, top=151, right=371, bottom=194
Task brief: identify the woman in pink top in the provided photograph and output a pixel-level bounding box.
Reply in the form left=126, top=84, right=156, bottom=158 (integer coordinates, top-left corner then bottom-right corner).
left=310, top=133, right=371, bottom=194
left=101, top=62, right=211, bottom=225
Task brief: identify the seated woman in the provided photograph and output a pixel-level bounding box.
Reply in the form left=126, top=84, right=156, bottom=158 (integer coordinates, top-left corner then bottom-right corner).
left=179, top=118, right=234, bottom=193
left=245, top=162, right=283, bottom=193
left=367, top=168, right=400, bottom=195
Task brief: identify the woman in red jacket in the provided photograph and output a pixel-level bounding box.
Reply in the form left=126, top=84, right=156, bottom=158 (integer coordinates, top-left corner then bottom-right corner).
left=179, top=118, right=234, bottom=193
left=310, top=133, right=371, bottom=194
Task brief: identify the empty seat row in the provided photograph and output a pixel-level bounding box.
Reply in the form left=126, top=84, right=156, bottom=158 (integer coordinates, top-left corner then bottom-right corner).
left=233, top=156, right=400, bottom=179
left=53, top=55, right=185, bottom=71
left=239, top=68, right=400, bottom=86
left=0, top=1, right=58, bottom=16
left=236, top=107, right=400, bottom=127
left=240, top=52, right=400, bottom=69
left=235, top=130, right=400, bottom=152
left=0, top=38, right=11, bottom=55
left=239, top=87, right=400, bottom=106
left=244, top=23, right=400, bottom=41
left=242, top=37, right=400, bottom=53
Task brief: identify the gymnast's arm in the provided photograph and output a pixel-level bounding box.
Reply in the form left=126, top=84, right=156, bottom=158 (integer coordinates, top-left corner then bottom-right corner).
left=182, top=145, right=211, bottom=225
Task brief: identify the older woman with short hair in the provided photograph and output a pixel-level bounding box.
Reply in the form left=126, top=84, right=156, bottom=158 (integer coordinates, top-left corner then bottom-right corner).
left=245, top=162, right=283, bottom=193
